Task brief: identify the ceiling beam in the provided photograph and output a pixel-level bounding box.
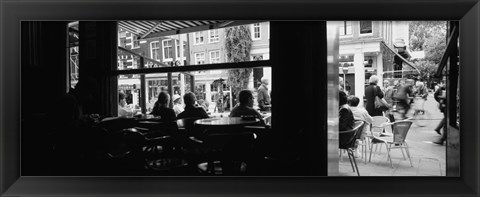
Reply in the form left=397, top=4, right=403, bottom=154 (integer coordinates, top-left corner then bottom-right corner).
left=140, top=21, right=163, bottom=39
left=142, top=20, right=266, bottom=39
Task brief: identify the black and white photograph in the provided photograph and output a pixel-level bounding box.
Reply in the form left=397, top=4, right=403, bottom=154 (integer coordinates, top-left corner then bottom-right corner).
left=1, top=0, right=479, bottom=196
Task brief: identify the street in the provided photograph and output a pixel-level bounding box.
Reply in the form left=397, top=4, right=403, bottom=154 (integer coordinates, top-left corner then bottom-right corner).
left=339, top=93, right=447, bottom=176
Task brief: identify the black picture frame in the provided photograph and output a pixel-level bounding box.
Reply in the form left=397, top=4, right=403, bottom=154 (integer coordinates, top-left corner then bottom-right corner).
left=1, top=0, right=479, bottom=196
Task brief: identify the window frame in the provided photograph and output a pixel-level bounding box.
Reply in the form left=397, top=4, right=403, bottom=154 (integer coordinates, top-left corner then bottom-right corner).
left=194, top=52, right=206, bottom=65
left=150, top=41, right=161, bottom=61
left=162, top=39, right=174, bottom=62
left=252, top=23, right=261, bottom=40
left=209, top=50, right=220, bottom=64
left=208, top=29, right=220, bottom=43
left=339, top=21, right=353, bottom=37
left=359, top=21, right=373, bottom=36
left=194, top=31, right=205, bottom=45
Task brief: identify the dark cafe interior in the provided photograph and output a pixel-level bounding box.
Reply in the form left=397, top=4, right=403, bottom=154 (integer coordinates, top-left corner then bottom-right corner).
left=20, top=21, right=332, bottom=176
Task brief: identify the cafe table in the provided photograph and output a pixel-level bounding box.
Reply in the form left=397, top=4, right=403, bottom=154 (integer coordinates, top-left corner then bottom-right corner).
left=195, top=117, right=260, bottom=128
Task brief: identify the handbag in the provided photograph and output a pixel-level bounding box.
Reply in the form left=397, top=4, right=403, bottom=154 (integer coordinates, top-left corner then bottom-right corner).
left=374, top=86, right=389, bottom=111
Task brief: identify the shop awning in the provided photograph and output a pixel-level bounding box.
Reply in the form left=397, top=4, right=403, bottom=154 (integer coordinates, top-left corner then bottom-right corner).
left=380, top=41, right=420, bottom=74
left=118, top=20, right=265, bottom=39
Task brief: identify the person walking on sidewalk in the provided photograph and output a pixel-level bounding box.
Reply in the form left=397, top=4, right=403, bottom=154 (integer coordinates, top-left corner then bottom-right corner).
left=433, top=82, right=447, bottom=145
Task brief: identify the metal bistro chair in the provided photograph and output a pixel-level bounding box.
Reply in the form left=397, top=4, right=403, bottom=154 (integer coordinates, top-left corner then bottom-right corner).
left=339, top=121, right=365, bottom=176
left=366, top=116, right=392, bottom=155
left=369, top=120, right=414, bottom=168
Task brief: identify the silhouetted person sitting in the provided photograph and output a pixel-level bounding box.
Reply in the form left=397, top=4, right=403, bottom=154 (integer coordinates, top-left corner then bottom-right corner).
left=50, top=77, right=99, bottom=175
left=339, top=91, right=355, bottom=131
left=177, top=92, right=209, bottom=120
left=230, top=90, right=264, bottom=119
left=118, top=92, right=136, bottom=117
left=150, top=92, right=176, bottom=122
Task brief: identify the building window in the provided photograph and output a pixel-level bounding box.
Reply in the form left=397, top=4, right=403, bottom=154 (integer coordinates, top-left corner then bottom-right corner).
left=118, top=31, right=127, bottom=47
left=209, top=50, right=220, bottom=63
left=194, top=52, right=205, bottom=65
left=208, top=29, right=220, bottom=43
left=132, top=37, right=140, bottom=49
left=252, top=23, right=261, bottom=40
left=150, top=41, right=160, bottom=61
left=194, top=32, right=204, bottom=45
left=360, top=21, right=373, bottom=34
left=340, top=21, right=352, bottom=36
left=162, top=39, right=174, bottom=61
left=176, top=40, right=187, bottom=59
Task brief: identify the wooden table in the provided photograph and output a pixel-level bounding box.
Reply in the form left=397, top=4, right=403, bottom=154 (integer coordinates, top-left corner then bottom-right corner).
left=195, top=117, right=260, bottom=128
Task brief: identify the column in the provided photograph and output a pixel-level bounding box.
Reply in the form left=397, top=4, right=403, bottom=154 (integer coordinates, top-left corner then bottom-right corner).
left=377, top=52, right=384, bottom=85
left=354, top=48, right=365, bottom=106
left=205, top=82, right=212, bottom=103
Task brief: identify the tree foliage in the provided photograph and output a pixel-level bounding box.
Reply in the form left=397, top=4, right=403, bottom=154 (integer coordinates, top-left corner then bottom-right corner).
left=409, top=21, right=448, bottom=86
left=225, top=25, right=253, bottom=105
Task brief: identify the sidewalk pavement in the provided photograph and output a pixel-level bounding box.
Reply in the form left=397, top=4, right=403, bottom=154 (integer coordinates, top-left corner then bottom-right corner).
left=339, top=93, right=447, bottom=176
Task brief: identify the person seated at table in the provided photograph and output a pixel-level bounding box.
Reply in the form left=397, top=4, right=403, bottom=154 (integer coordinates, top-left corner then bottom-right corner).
left=348, top=96, right=372, bottom=139
left=197, top=99, right=209, bottom=112
left=150, top=92, right=176, bottom=121
left=339, top=91, right=355, bottom=131
left=118, top=92, right=136, bottom=117
left=172, top=94, right=184, bottom=116
left=229, top=89, right=264, bottom=117
left=177, top=92, right=209, bottom=120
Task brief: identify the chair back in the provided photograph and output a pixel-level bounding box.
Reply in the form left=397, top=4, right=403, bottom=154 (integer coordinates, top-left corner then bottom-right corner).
left=392, top=120, right=413, bottom=143
left=371, top=116, right=389, bottom=137
left=203, top=132, right=256, bottom=156
left=339, top=121, right=364, bottom=149
left=99, top=117, right=137, bottom=132
left=176, top=118, right=204, bottom=136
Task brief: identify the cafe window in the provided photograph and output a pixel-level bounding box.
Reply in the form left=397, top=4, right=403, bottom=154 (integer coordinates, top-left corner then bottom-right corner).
left=208, top=29, right=220, bottom=43
left=150, top=41, right=161, bottom=61
left=194, top=31, right=204, bottom=45
left=252, top=23, right=261, bottom=40
left=360, top=21, right=373, bottom=34
left=339, top=21, right=352, bottom=36
left=68, top=21, right=79, bottom=89
left=162, top=39, right=174, bottom=61
left=116, top=21, right=271, bottom=119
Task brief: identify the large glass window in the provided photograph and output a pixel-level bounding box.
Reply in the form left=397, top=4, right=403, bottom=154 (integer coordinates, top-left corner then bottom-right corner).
left=68, top=21, right=79, bottom=89
left=328, top=20, right=450, bottom=177
left=116, top=21, right=271, bottom=121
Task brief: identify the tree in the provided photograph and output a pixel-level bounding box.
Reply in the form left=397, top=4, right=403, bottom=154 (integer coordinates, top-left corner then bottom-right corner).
left=409, top=21, right=447, bottom=53
left=409, top=21, right=447, bottom=87
left=225, top=25, right=253, bottom=105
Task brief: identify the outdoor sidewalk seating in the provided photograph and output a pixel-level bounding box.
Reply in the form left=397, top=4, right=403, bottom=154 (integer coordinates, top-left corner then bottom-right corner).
left=369, top=120, right=414, bottom=168
left=339, top=121, right=365, bottom=176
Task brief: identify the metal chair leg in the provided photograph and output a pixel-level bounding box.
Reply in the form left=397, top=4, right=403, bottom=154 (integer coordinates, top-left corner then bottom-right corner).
left=350, top=149, right=360, bottom=176
left=400, top=144, right=406, bottom=159
left=347, top=151, right=355, bottom=172
left=404, top=142, right=413, bottom=167
left=386, top=143, right=393, bottom=168
left=369, top=142, right=376, bottom=162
